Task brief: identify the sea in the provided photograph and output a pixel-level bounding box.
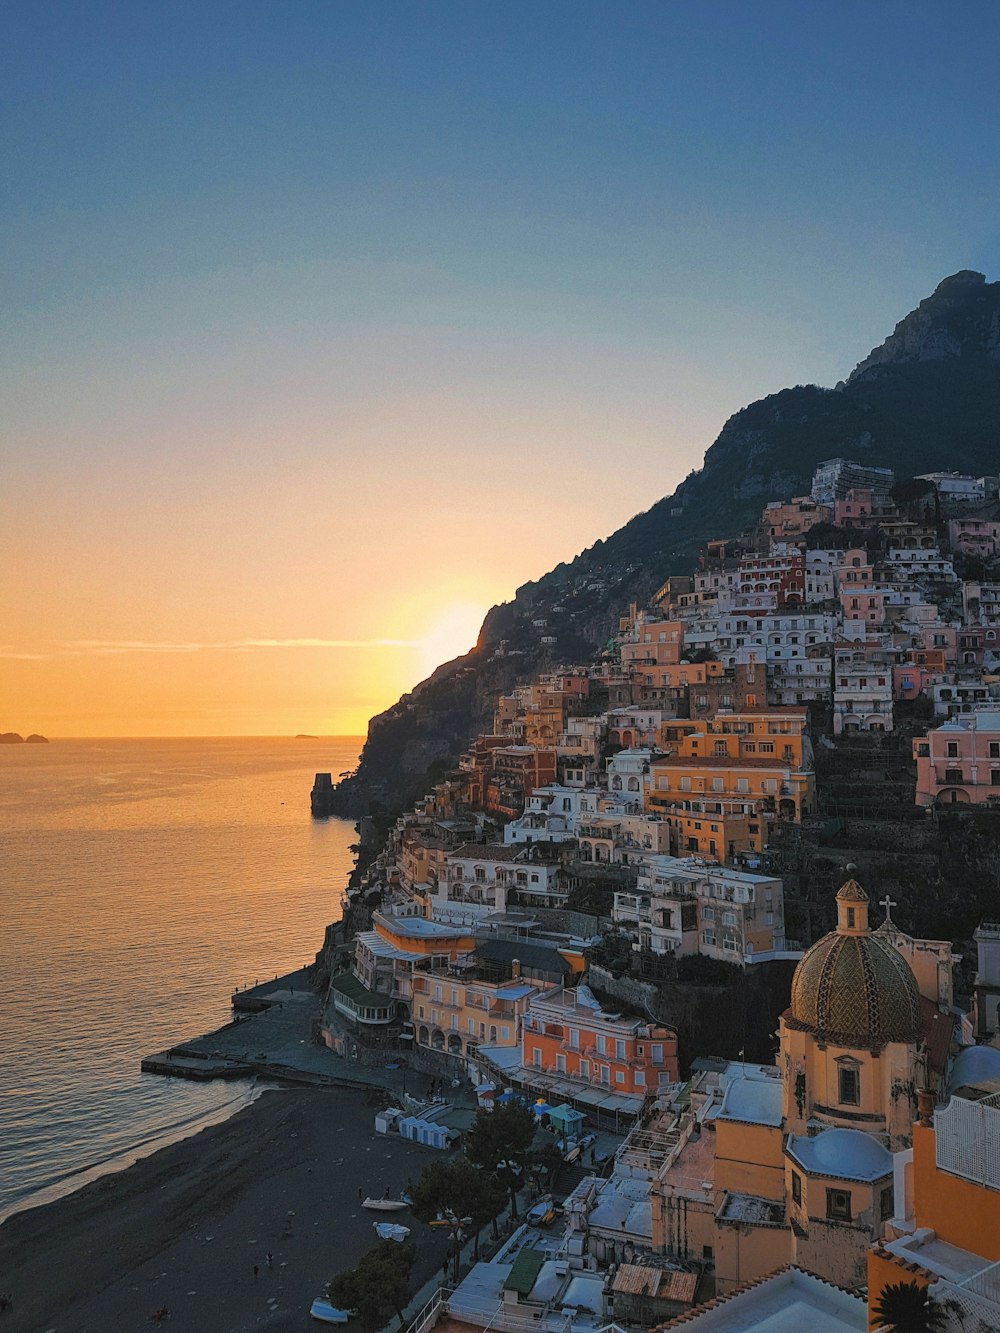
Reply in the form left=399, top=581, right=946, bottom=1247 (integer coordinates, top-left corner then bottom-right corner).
left=0, top=736, right=361, bottom=1220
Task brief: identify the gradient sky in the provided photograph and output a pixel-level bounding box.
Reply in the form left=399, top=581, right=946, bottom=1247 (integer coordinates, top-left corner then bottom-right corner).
left=3, top=1, right=998, bottom=736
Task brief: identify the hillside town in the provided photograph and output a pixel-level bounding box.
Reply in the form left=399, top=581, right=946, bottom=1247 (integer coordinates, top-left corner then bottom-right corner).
left=315, top=458, right=1000, bottom=1332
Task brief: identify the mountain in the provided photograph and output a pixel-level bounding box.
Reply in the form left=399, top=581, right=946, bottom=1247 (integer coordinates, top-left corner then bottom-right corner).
left=328, top=271, right=1000, bottom=818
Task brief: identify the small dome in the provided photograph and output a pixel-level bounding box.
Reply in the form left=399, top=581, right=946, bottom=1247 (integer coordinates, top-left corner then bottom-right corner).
left=789, top=878, right=920, bottom=1048
left=836, top=878, right=868, bottom=902
left=787, top=1128, right=893, bottom=1181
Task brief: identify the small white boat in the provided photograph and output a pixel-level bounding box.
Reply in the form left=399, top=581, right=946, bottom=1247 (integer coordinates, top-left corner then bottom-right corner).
left=310, top=1296, right=352, bottom=1323
left=374, top=1221, right=410, bottom=1242
left=362, top=1196, right=409, bottom=1211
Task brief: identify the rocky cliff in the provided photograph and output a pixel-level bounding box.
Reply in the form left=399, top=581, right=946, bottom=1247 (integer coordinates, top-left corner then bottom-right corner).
left=328, top=272, right=1000, bottom=818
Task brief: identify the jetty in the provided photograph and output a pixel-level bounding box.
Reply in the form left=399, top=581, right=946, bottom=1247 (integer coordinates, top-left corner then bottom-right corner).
left=141, top=968, right=424, bottom=1100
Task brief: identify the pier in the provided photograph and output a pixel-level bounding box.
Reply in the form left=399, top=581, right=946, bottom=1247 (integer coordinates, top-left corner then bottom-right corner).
left=141, top=969, right=421, bottom=1099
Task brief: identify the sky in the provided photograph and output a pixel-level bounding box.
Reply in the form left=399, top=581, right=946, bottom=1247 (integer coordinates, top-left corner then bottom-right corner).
left=2, top=1, right=998, bottom=737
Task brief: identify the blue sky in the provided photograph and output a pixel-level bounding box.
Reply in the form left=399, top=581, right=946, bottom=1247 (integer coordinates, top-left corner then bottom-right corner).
left=3, top=1, right=999, bottom=732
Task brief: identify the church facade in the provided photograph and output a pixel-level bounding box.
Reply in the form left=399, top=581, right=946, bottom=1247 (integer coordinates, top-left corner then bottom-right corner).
left=651, top=875, right=933, bottom=1293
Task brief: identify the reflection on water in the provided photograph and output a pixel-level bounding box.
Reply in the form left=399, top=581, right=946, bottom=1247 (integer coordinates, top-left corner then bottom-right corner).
left=0, top=737, right=360, bottom=1217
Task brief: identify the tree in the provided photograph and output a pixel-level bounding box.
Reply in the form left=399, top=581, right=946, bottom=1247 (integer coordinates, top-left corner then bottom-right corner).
left=465, top=1103, right=537, bottom=1220
left=409, top=1157, right=505, bottom=1274
left=529, top=1142, right=564, bottom=1190
left=327, top=1240, right=416, bottom=1333
left=871, top=1280, right=944, bottom=1333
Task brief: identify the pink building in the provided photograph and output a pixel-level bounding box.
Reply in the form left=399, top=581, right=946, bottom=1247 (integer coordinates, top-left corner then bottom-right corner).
left=834, top=486, right=873, bottom=528
left=913, top=712, right=1000, bottom=807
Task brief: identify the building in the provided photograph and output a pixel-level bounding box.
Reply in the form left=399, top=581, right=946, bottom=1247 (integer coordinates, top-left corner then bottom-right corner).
left=832, top=646, right=894, bottom=734
left=916, top=471, right=987, bottom=502
left=762, top=496, right=834, bottom=541
left=913, top=712, right=1000, bottom=806
left=411, top=968, right=538, bottom=1060
left=811, top=458, right=894, bottom=505
left=646, top=711, right=815, bottom=858
left=612, top=856, right=786, bottom=963
left=867, top=1091, right=1000, bottom=1332
left=442, top=843, right=564, bottom=917
left=520, top=983, right=678, bottom=1098
left=650, top=877, right=926, bottom=1295
left=657, top=1266, right=866, bottom=1331
left=475, top=983, right=678, bottom=1124
left=972, top=921, right=1000, bottom=1040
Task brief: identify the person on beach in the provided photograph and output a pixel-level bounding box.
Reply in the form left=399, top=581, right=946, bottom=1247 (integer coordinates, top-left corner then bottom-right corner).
left=266, top=1251, right=273, bottom=1268
left=253, top=1265, right=259, bottom=1281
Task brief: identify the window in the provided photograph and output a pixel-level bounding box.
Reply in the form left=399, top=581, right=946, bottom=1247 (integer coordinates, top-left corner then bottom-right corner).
left=651, top=1043, right=663, bottom=1063
left=945, top=768, right=964, bottom=784
left=826, top=1188, right=852, bottom=1222
left=467, top=1018, right=474, bottom=1034
left=500, top=1026, right=510, bottom=1041
left=947, top=741, right=959, bottom=758
left=596, top=1033, right=606, bottom=1054
left=615, top=1070, right=626, bottom=1085
left=579, top=1059, right=590, bottom=1078
left=556, top=1054, right=566, bottom=1073
left=791, top=1172, right=802, bottom=1205
left=635, top=1070, right=645, bottom=1086
left=532, top=1047, right=542, bottom=1068
left=880, top=1186, right=894, bottom=1221
left=991, top=742, right=1000, bottom=759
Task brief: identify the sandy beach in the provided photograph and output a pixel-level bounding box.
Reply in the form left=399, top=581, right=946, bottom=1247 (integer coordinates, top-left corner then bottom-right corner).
left=0, top=1087, right=455, bottom=1333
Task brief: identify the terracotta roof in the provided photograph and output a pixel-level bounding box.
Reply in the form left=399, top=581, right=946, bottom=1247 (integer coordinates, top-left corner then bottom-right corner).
left=612, top=1264, right=697, bottom=1302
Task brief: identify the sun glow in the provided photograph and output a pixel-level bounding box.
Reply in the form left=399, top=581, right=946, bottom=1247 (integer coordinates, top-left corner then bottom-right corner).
left=418, top=602, right=487, bottom=680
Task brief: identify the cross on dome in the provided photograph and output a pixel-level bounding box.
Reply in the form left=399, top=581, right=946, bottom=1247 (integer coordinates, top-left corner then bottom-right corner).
left=879, top=894, right=897, bottom=925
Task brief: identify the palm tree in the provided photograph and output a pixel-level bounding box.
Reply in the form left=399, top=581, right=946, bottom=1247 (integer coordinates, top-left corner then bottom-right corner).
left=872, top=1280, right=944, bottom=1333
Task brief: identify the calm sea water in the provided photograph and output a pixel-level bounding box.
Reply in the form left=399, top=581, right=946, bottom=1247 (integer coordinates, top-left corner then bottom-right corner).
left=0, top=736, right=360, bottom=1218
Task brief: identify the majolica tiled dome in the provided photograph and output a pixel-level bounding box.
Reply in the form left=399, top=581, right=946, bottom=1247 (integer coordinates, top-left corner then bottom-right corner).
left=789, top=878, right=921, bottom=1049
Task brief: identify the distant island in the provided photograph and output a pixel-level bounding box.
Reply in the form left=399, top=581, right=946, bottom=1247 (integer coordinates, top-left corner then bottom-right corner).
left=0, top=732, right=49, bottom=744
left=294, top=733, right=318, bottom=739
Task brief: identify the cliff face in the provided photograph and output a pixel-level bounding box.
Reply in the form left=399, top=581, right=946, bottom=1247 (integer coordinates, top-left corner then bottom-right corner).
left=847, top=271, right=1000, bottom=383
left=329, top=272, right=1000, bottom=818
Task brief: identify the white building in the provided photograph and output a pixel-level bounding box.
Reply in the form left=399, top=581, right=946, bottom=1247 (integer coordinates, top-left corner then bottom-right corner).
left=443, top=844, right=564, bottom=915
left=612, top=855, right=786, bottom=963
left=916, top=471, right=986, bottom=502
left=832, top=650, right=894, bottom=734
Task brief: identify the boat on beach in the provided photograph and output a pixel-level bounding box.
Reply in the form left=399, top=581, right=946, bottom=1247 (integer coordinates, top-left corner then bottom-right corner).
left=362, top=1196, right=409, bottom=1211
left=373, top=1221, right=410, bottom=1242
left=310, top=1296, right=353, bottom=1323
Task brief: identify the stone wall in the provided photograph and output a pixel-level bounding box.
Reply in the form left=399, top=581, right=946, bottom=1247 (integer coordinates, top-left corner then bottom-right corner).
left=529, top=906, right=613, bottom=937
left=587, top=959, right=797, bottom=1075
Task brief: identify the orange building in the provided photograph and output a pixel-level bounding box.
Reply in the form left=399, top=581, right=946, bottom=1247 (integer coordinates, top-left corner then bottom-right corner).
left=521, top=985, right=678, bottom=1097
left=647, top=710, right=814, bottom=858
left=867, top=1090, right=1000, bottom=1330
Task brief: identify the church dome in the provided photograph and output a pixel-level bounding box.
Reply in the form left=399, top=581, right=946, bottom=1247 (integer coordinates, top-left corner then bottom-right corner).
left=789, top=876, right=921, bottom=1048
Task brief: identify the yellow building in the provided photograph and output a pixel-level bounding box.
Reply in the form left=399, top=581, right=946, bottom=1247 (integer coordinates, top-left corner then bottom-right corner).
left=651, top=876, right=926, bottom=1296
left=646, top=709, right=815, bottom=861
left=410, top=968, right=538, bottom=1059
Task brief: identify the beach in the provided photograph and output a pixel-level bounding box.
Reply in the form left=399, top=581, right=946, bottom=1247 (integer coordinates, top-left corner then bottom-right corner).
left=0, top=1087, right=454, bottom=1333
